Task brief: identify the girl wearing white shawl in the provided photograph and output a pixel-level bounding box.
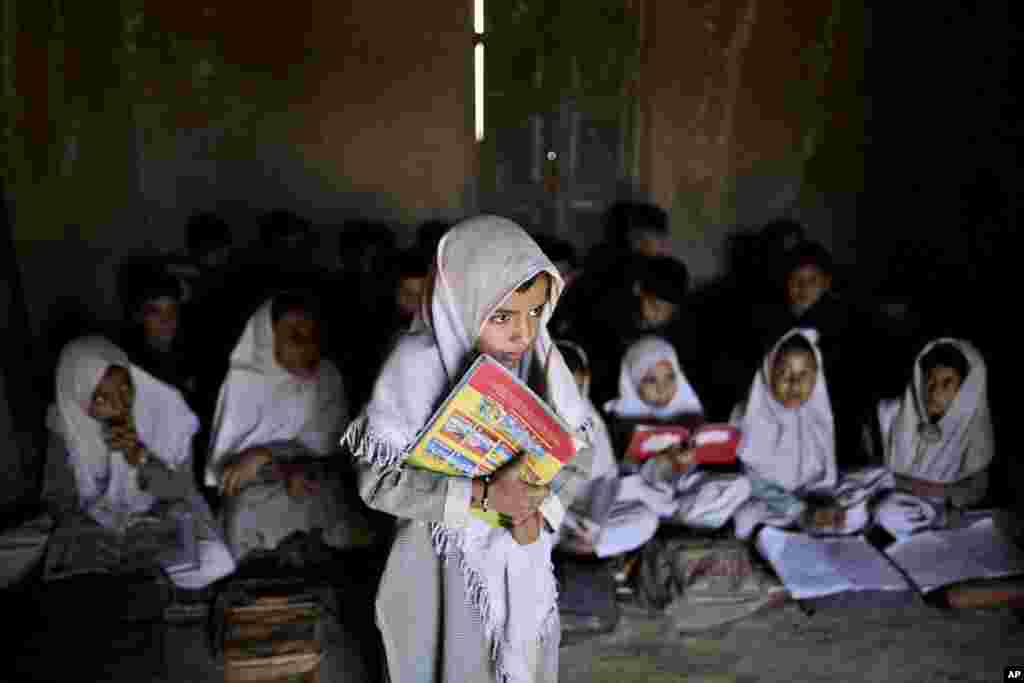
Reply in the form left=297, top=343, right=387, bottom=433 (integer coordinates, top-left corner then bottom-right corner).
left=342, top=216, right=593, bottom=683
left=874, top=338, right=995, bottom=537
left=48, top=336, right=235, bottom=589
left=604, top=335, right=704, bottom=421
left=206, top=295, right=361, bottom=561
left=731, top=329, right=841, bottom=539
left=605, top=336, right=752, bottom=531
left=554, top=340, right=658, bottom=559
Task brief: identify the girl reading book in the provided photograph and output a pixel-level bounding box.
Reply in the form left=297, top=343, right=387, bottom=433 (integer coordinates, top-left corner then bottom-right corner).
left=605, top=336, right=751, bottom=530
left=206, top=293, right=370, bottom=562
left=343, top=216, right=593, bottom=683
left=47, top=336, right=235, bottom=588
left=873, top=339, right=995, bottom=538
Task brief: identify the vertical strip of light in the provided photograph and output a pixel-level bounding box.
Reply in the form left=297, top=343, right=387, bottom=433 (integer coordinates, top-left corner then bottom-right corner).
left=474, top=0, right=485, bottom=142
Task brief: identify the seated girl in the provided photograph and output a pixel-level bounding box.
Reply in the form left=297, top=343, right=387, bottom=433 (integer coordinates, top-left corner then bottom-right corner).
left=46, top=336, right=235, bottom=589
left=730, top=329, right=887, bottom=540
left=205, top=292, right=369, bottom=562
left=874, top=339, right=995, bottom=538
left=554, top=340, right=659, bottom=558
left=606, top=336, right=752, bottom=531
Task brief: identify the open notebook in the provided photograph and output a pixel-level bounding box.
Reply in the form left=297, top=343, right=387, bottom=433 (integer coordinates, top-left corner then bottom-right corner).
left=45, top=507, right=199, bottom=581
left=757, top=510, right=1024, bottom=599
left=885, top=512, right=1024, bottom=593
left=755, top=527, right=911, bottom=600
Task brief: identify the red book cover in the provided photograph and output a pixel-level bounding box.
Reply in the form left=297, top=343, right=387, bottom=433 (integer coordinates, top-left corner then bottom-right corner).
left=626, top=423, right=741, bottom=465
left=690, top=423, right=742, bottom=465
left=626, top=425, right=691, bottom=463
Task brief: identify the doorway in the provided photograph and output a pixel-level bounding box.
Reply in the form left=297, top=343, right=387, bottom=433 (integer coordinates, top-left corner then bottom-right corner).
left=475, top=0, right=642, bottom=257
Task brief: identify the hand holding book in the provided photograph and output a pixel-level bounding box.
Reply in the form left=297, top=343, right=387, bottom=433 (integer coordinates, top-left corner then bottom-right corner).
left=405, top=355, right=577, bottom=531
left=472, top=454, right=550, bottom=527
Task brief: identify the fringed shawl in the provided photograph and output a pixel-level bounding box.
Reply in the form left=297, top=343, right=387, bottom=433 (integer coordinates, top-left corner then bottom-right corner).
left=343, top=215, right=591, bottom=683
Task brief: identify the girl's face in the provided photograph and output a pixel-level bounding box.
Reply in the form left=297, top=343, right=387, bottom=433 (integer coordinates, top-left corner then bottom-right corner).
left=637, top=360, right=678, bottom=409
left=139, top=296, right=179, bottom=352
left=770, top=349, right=818, bottom=409
left=477, top=274, right=549, bottom=371
left=273, top=311, right=322, bottom=380
left=924, top=365, right=963, bottom=422
left=88, top=365, right=134, bottom=423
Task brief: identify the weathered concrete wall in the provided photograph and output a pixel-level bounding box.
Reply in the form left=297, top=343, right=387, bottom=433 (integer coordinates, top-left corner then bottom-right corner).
left=637, top=0, right=866, bottom=284
left=4, top=0, right=869, bottom=331
left=4, top=0, right=475, bottom=334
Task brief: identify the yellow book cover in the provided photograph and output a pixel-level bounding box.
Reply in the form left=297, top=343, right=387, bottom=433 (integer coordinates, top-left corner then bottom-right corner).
left=404, top=354, right=577, bottom=527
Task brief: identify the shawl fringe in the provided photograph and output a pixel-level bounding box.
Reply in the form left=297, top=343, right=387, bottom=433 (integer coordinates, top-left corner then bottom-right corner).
left=341, top=416, right=408, bottom=470
left=430, top=523, right=507, bottom=682
left=430, top=522, right=559, bottom=683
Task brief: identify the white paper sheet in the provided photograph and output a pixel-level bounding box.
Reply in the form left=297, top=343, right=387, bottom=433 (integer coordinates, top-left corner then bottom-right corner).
left=756, top=528, right=910, bottom=599
left=885, top=515, right=1024, bottom=593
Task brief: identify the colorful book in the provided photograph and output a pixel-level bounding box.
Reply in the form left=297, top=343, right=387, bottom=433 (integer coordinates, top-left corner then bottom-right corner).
left=626, top=423, right=741, bottom=466
left=404, top=354, right=578, bottom=527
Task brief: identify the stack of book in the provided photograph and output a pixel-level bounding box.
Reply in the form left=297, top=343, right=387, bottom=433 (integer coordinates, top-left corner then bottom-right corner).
left=217, top=581, right=325, bottom=683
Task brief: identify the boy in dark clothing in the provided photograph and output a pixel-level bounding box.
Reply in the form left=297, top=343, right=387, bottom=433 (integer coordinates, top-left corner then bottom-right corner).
left=576, top=255, right=698, bottom=410
left=117, top=265, right=197, bottom=403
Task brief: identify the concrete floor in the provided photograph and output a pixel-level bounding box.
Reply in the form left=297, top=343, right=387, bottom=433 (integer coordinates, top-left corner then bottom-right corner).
left=12, top=588, right=1024, bottom=682
left=560, top=601, right=1024, bottom=683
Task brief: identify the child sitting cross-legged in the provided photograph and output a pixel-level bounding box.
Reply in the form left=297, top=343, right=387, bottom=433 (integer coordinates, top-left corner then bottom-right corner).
left=730, top=329, right=890, bottom=540
left=606, top=337, right=752, bottom=532
left=873, top=339, right=995, bottom=538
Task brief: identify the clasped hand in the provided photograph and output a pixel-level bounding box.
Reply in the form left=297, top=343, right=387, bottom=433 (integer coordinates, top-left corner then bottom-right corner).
left=658, top=444, right=696, bottom=472
left=485, top=456, right=550, bottom=544
left=102, top=418, right=147, bottom=466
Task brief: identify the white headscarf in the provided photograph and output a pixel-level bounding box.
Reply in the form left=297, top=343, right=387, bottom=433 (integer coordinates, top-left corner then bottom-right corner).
left=205, top=298, right=347, bottom=487
left=735, top=329, right=837, bottom=493
left=603, top=336, right=703, bottom=420
left=343, top=215, right=591, bottom=683
left=52, top=336, right=198, bottom=527
left=884, top=338, right=994, bottom=483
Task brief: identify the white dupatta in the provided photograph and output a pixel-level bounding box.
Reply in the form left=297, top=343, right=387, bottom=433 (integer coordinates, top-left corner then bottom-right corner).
left=603, top=335, right=704, bottom=420
left=343, top=216, right=591, bottom=683
left=52, top=336, right=198, bottom=530
left=735, top=329, right=837, bottom=494
left=205, top=299, right=347, bottom=487
left=884, top=338, right=994, bottom=483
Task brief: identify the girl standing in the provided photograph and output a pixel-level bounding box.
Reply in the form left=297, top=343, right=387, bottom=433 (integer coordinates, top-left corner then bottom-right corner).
left=343, top=216, right=593, bottom=683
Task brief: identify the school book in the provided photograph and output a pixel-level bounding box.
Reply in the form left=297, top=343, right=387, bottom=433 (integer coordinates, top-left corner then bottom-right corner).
left=755, top=527, right=912, bottom=600
left=44, top=508, right=199, bottom=581
left=626, top=423, right=741, bottom=466
left=884, top=513, right=1024, bottom=593
left=403, top=354, right=578, bottom=528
